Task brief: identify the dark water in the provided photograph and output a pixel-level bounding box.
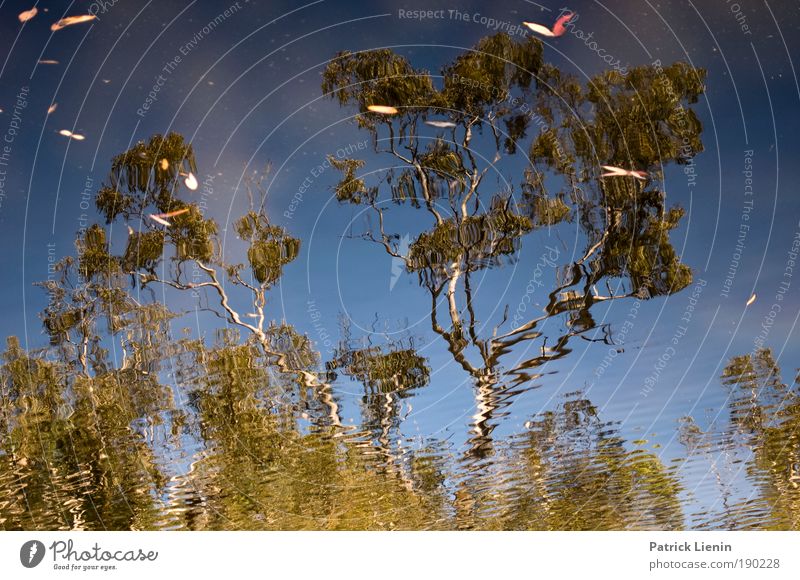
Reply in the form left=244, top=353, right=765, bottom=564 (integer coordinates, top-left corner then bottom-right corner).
left=1, top=0, right=800, bottom=530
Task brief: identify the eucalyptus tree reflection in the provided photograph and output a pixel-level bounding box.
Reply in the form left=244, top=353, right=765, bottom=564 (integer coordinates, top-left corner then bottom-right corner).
left=1, top=212, right=184, bottom=529
left=91, top=134, right=347, bottom=424
left=34, top=130, right=445, bottom=528
left=321, top=33, right=705, bottom=453
left=163, top=330, right=448, bottom=530
left=0, top=334, right=174, bottom=530
left=93, top=135, right=325, bottom=390
left=681, top=349, right=800, bottom=529
left=0, top=132, right=333, bottom=530
left=329, top=333, right=429, bottom=434
left=0, top=30, right=713, bottom=530
left=327, top=329, right=430, bottom=485
left=454, top=393, right=684, bottom=530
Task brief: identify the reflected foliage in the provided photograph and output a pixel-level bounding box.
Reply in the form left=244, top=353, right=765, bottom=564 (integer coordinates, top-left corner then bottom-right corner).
left=321, top=33, right=704, bottom=452
left=6, top=33, right=786, bottom=532
left=681, top=349, right=800, bottom=529
left=456, top=393, right=684, bottom=530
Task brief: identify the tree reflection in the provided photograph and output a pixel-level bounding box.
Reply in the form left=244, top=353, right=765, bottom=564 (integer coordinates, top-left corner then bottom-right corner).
left=456, top=393, right=684, bottom=530
left=0, top=33, right=713, bottom=530
left=0, top=334, right=176, bottom=530
left=321, top=33, right=705, bottom=453
left=681, top=349, right=800, bottom=529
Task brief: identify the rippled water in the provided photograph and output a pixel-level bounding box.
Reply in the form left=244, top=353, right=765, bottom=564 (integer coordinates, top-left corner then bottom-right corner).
left=2, top=331, right=798, bottom=530
left=1, top=1, right=799, bottom=531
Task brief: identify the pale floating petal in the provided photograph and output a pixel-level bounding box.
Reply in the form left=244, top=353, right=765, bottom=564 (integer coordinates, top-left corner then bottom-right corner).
left=149, top=208, right=189, bottom=227
left=523, top=21, right=555, bottom=37
left=746, top=293, right=757, bottom=306
left=601, top=165, right=646, bottom=179
left=367, top=105, right=399, bottom=115
left=58, top=129, right=85, bottom=140
left=184, top=172, right=198, bottom=190
left=148, top=214, right=172, bottom=227
left=552, top=12, right=574, bottom=36
left=425, top=120, right=456, bottom=128
left=159, top=208, right=189, bottom=219
left=160, top=158, right=169, bottom=170
left=51, top=14, right=97, bottom=31
left=47, top=104, right=57, bottom=114
left=38, top=59, right=59, bottom=65
left=18, top=7, right=38, bottom=22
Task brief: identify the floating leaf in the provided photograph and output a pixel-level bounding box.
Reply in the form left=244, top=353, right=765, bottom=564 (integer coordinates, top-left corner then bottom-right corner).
left=367, top=105, right=398, bottom=115
left=51, top=14, right=97, bottom=31
left=18, top=7, right=37, bottom=22
left=148, top=214, right=172, bottom=227
left=58, top=129, right=85, bottom=141
left=425, top=120, right=456, bottom=128
left=184, top=172, right=198, bottom=190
